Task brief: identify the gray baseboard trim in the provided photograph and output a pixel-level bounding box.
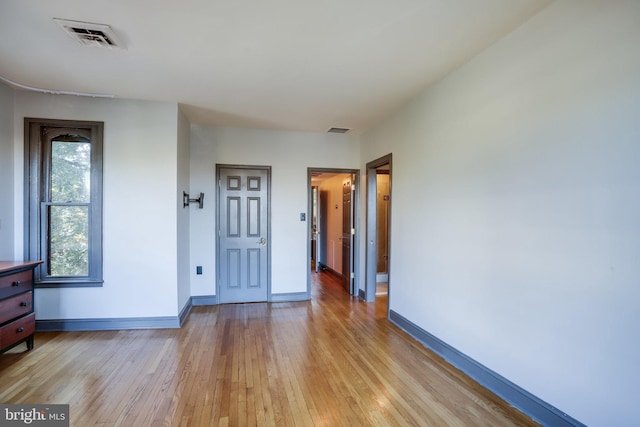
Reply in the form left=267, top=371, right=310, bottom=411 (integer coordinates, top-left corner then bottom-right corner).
left=388, top=310, right=585, bottom=427
left=179, top=299, right=192, bottom=326
left=376, top=273, right=389, bottom=282
left=270, top=292, right=310, bottom=302
left=191, top=295, right=218, bottom=306
left=36, top=316, right=181, bottom=331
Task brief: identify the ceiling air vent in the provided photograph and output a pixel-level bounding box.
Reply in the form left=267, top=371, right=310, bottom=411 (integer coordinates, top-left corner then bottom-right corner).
left=328, top=127, right=350, bottom=134
left=54, top=18, right=124, bottom=49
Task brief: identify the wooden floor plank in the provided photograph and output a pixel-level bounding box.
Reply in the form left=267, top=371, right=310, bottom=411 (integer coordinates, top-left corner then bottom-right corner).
left=0, top=271, right=538, bottom=427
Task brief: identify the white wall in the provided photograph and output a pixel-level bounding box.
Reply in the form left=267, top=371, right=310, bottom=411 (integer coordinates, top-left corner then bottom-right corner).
left=0, top=83, right=14, bottom=259
left=176, top=108, right=191, bottom=313
left=14, top=92, right=181, bottom=319
left=359, top=1, right=640, bottom=426
left=190, top=125, right=359, bottom=297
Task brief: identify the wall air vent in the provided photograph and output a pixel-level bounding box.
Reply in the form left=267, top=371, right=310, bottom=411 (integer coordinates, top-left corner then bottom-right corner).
left=328, top=127, right=350, bottom=134
left=54, top=18, right=124, bottom=49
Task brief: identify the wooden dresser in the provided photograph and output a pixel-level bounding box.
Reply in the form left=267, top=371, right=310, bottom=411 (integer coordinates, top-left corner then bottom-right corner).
left=0, top=261, right=42, bottom=354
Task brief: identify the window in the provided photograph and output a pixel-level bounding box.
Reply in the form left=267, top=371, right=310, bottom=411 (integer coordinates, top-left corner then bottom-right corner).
left=25, top=119, right=103, bottom=287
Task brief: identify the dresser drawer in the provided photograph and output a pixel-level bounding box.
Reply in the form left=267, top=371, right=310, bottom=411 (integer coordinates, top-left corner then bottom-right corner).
left=0, top=313, right=35, bottom=349
left=0, top=291, right=33, bottom=325
left=0, top=270, right=33, bottom=299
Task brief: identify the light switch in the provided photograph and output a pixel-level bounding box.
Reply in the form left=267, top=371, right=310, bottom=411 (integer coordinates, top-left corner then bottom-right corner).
left=300, top=213, right=306, bottom=221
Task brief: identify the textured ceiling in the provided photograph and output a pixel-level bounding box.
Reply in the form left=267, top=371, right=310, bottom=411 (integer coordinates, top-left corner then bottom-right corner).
left=0, top=0, right=551, bottom=132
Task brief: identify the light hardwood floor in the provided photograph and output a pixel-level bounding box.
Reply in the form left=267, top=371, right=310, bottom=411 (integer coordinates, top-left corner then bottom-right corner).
left=0, top=272, right=538, bottom=426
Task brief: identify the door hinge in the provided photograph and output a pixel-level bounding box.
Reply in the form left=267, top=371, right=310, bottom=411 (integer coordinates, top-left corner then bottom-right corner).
left=351, top=228, right=355, bottom=235
left=350, top=272, right=355, bottom=279
left=351, top=184, right=355, bottom=191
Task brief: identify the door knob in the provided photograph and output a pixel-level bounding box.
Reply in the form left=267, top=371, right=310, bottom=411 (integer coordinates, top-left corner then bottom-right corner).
left=257, top=237, right=267, bottom=245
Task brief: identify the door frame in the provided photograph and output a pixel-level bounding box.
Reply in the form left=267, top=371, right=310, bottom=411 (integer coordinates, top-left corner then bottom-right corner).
left=365, top=154, right=392, bottom=304
left=307, top=168, right=360, bottom=297
left=216, top=164, right=272, bottom=302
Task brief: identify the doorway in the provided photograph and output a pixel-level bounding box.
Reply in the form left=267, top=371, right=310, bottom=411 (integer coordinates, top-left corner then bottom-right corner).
left=308, top=168, right=359, bottom=297
left=365, top=154, right=392, bottom=310
left=375, top=168, right=390, bottom=296
left=216, top=165, right=271, bottom=303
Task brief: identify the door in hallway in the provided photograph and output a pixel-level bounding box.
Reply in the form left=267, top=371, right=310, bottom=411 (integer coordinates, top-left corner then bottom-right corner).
left=217, top=166, right=270, bottom=303
left=342, top=178, right=354, bottom=293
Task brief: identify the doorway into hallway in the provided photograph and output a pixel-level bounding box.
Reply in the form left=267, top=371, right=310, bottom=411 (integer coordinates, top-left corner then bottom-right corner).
left=308, top=168, right=359, bottom=297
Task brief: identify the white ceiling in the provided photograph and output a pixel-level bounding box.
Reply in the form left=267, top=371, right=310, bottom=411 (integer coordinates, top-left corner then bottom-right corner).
left=0, top=0, right=551, bottom=133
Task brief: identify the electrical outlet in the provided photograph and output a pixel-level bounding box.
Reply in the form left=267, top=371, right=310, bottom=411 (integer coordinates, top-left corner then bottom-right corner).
left=196, top=266, right=202, bottom=275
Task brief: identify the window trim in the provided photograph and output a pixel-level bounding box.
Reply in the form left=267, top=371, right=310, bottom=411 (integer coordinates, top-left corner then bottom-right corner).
left=24, top=118, right=103, bottom=288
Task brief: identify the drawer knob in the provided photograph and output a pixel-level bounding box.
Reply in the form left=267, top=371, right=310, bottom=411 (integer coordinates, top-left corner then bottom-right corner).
left=20, top=302, right=28, bottom=307
left=17, top=327, right=24, bottom=333
left=12, top=280, right=21, bottom=286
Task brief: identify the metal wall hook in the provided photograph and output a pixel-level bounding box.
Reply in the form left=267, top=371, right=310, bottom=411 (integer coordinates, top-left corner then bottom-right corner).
left=183, top=191, right=204, bottom=209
